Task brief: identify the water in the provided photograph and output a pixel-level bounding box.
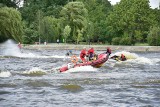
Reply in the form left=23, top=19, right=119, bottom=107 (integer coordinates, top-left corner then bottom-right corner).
left=0, top=40, right=160, bottom=107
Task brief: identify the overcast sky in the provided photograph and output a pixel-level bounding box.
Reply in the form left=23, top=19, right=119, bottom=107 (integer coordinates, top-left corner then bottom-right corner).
left=109, top=0, right=160, bottom=9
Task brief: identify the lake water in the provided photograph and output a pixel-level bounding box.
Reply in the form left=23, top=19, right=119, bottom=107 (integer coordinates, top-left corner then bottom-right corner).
left=0, top=40, right=160, bottom=107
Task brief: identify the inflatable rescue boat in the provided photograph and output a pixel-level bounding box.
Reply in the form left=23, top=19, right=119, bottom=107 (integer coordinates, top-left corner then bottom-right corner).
left=59, top=52, right=110, bottom=72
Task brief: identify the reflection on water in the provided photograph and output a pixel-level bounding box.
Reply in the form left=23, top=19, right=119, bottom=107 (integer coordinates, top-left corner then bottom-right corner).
left=0, top=40, right=160, bottom=107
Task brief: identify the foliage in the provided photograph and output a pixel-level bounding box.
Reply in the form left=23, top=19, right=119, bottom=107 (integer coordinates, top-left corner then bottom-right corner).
left=0, top=0, right=19, bottom=8
left=79, top=0, right=112, bottom=43
left=147, top=26, right=160, bottom=46
left=0, top=0, right=160, bottom=46
left=112, top=37, right=121, bottom=45
left=119, top=37, right=132, bottom=45
left=76, top=29, right=83, bottom=44
left=106, top=0, right=152, bottom=45
left=23, top=27, right=39, bottom=44
left=112, top=36, right=132, bottom=45
left=63, top=25, right=71, bottom=43
left=0, top=7, right=23, bottom=42
left=60, top=2, right=88, bottom=43
left=41, top=16, right=61, bottom=42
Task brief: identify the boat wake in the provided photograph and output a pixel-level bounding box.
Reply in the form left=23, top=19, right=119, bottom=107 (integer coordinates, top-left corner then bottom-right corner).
left=63, top=66, right=97, bottom=73
left=109, top=51, right=159, bottom=66
left=1, top=39, right=73, bottom=59
left=21, top=67, right=47, bottom=76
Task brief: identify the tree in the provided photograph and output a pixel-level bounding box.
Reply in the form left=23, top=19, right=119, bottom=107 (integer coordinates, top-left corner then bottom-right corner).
left=86, top=22, right=94, bottom=45
left=0, top=0, right=20, bottom=8
left=60, top=2, right=88, bottom=43
left=75, top=29, right=83, bottom=44
left=63, top=25, right=71, bottom=43
left=106, top=0, right=152, bottom=45
left=0, top=7, right=23, bottom=42
left=19, top=0, right=72, bottom=43
left=36, top=10, right=44, bottom=43
left=40, top=16, right=61, bottom=42
left=147, top=26, right=160, bottom=46
left=79, top=0, right=112, bottom=43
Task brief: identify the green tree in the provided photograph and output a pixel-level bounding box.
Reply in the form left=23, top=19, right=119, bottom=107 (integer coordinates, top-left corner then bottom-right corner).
left=36, top=10, right=44, bottom=43
left=0, top=7, right=23, bottom=42
left=79, top=0, right=112, bottom=43
left=76, top=29, right=83, bottom=44
left=63, top=25, right=71, bottom=43
left=86, top=22, right=94, bottom=45
left=147, top=26, right=160, bottom=46
left=40, top=16, right=61, bottom=43
left=106, top=0, right=152, bottom=45
left=0, top=0, right=19, bottom=8
left=60, top=2, right=88, bottom=43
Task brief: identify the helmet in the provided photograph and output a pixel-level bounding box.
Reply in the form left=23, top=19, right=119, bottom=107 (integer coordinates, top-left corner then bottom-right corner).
left=107, top=47, right=111, bottom=55
left=69, top=50, right=72, bottom=53
left=121, top=54, right=125, bottom=59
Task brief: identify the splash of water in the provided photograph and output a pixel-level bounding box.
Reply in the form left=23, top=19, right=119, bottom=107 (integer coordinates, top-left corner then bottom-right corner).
left=0, top=71, right=12, bottom=77
left=66, top=66, right=97, bottom=73
left=3, top=39, right=22, bottom=57
left=129, top=57, right=153, bottom=65
left=2, top=39, right=39, bottom=58
left=22, top=67, right=47, bottom=76
left=111, top=51, right=155, bottom=65
left=111, top=51, right=138, bottom=59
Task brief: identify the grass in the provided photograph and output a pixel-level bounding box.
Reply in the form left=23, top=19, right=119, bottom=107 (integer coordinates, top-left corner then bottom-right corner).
left=135, top=43, right=149, bottom=46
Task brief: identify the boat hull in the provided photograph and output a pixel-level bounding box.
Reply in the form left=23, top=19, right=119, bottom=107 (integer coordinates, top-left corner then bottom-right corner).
left=60, top=53, right=109, bottom=72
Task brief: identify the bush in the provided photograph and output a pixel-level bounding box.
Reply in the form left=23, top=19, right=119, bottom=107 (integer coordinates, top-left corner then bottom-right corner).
left=22, top=28, right=39, bottom=44
left=147, top=26, right=160, bottom=46
left=119, top=37, right=132, bottom=45
left=112, top=37, right=121, bottom=45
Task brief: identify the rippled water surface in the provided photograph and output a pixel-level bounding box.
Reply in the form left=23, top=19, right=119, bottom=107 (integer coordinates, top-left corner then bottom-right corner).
left=0, top=41, right=160, bottom=107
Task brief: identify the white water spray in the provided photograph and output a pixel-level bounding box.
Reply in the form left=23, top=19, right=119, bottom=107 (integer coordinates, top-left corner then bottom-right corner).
left=0, top=71, right=12, bottom=77
left=110, top=51, right=155, bottom=65
left=2, top=39, right=22, bottom=57
left=111, top=51, right=138, bottom=59
left=66, top=66, right=97, bottom=73
left=2, top=39, right=38, bottom=58
left=22, top=67, right=47, bottom=76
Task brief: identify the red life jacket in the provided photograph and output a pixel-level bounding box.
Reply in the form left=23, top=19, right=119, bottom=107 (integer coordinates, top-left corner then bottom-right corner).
left=80, top=49, right=86, bottom=58
left=88, top=48, right=94, bottom=54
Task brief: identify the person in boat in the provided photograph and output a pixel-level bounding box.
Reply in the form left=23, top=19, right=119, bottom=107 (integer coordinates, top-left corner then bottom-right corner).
left=93, top=54, right=98, bottom=60
left=80, top=47, right=87, bottom=62
left=87, top=47, right=95, bottom=61
left=66, top=50, right=72, bottom=56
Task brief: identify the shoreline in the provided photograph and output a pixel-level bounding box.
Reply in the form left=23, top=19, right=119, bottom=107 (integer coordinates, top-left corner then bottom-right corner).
left=23, top=43, right=160, bottom=52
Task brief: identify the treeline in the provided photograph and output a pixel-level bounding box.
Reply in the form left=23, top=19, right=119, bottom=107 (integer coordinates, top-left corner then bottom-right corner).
left=0, top=0, right=160, bottom=45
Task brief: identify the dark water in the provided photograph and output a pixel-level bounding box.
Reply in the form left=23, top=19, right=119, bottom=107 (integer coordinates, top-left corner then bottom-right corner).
left=0, top=43, right=160, bottom=107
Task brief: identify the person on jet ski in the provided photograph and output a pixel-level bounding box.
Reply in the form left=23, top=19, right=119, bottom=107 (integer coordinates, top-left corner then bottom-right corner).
left=120, top=54, right=127, bottom=61
left=110, top=53, right=127, bottom=61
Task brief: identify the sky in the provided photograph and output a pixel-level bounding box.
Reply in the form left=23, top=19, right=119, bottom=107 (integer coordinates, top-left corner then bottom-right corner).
left=109, top=0, right=160, bottom=9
